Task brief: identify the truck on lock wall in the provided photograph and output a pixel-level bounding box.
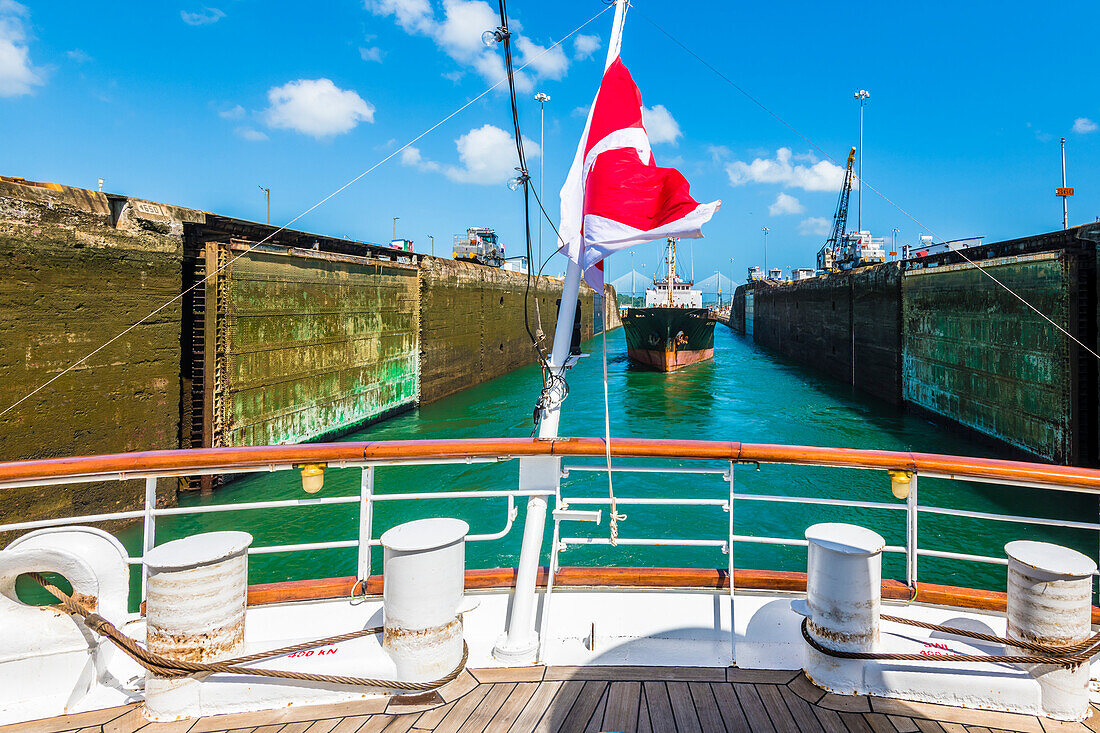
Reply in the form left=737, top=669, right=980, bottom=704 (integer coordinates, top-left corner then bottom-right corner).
left=453, top=227, right=505, bottom=267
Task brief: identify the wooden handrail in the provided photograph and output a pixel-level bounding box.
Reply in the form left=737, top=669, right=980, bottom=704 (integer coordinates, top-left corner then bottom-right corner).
left=2, top=437, right=1100, bottom=491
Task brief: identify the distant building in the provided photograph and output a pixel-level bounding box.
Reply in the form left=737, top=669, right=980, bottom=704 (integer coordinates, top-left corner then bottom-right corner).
left=792, top=268, right=815, bottom=281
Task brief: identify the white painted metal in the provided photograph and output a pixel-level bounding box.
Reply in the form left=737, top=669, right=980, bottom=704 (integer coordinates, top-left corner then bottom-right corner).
left=732, top=493, right=902, bottom=512
left=920, top=504, right=1100, bottom=531
left=143, top=531, right=252, bottom=720
left=906, top=474, right=919, bottom=587
left=358, top=467, right=374, bottom=580
left=1005, top=540, right=1096, bottom=721
left=803, top=523, right=884, bottom=694
left=141, top=477, right=157, bottom=600
left=380, top=518, right=468, bottom=682
left=0, top=527, right=129, bottom=723
left=562, top=537, right=727, bottom=548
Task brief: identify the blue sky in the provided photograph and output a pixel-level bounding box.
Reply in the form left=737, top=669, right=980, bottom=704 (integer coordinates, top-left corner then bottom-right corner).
left=3, top=0, right=1098, bottom=286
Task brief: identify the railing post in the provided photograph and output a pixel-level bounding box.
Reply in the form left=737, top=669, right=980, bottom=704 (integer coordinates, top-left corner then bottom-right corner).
left=358, top=466, right=375, bottom=581
left=906, top=474, right=919, bottom=588
left=494, top=455, right=558, bottom=663
left=727, top=461, right=736, bottom=661
left=141, top=476, right=157, bottom=600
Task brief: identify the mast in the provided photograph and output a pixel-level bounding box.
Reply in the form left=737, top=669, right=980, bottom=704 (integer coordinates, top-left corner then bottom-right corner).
left=667, top=237, right=676, bottom=307
left=495, top=0, right=628, bottom=663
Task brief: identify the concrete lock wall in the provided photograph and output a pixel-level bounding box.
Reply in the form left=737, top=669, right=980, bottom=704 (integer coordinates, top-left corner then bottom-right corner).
left=209, top=246, right=420, bottom=447
left=903, top=252, right=1078, bottom=464
left=0, top=180, right=199, bottom=525
left=418, top=256, right=602, bottom=404
left=749, top=263, right=903, bottom=405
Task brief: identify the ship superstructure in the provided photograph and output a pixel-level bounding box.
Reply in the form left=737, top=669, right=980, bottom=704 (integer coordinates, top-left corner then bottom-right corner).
left=622, top=238, right=715, bottom=371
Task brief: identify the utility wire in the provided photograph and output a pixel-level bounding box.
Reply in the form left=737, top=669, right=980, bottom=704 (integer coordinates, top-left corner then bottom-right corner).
left=0, top=3, right=615, bottom=421
left=635, top=8, right=1100, bottom=363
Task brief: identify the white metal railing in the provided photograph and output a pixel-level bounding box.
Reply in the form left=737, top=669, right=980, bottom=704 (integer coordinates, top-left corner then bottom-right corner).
left=1, top=452, right=1098, bottom=616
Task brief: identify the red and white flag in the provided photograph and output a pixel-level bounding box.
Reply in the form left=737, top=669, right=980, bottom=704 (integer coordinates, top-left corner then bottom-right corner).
left=557, top=56, right=721, bottom=291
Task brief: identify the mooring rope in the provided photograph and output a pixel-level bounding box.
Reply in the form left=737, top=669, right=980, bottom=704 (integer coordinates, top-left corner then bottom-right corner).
left=30, top=573, right=467, bottom=691
left=800, top=614, right=1100, bottom=670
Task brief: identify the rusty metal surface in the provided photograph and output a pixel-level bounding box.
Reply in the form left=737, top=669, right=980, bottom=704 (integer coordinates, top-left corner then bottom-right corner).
left=902, top=252, right=1073, bottom=463
left=215, top=248, right=420, bottom=447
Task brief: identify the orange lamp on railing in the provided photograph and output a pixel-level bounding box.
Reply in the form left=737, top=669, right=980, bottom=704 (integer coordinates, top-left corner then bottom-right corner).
left=298, top=464, right=326, bottom=494
left=888, top=470, right=913, bottom=500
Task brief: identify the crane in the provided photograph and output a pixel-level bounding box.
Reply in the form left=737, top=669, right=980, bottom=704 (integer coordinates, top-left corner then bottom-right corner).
left=817, top=147, right=857, bottom=272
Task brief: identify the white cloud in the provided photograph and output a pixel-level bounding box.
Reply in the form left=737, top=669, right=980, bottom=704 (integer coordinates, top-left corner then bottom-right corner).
left=366, top=0, right=433, bottom=33
left=707, top=144, right=731, bottom=162
left=726, top=148, right=847, bottom=192
left=359, top=46, right=383, bottom=62
left=573, top=33, right=600, bottom=60
left=400, top=145, right=440, bottom=171
left=264, top=78, right=375, bottom=138
left=642, top=104, right=681, bottom=145
left=401, top=124, right=539, bottom=185
left=1073, top=117, right=1098, bottom=134
left=218, top=103, right=245, bottom=120
left=798, top=217, right=831, bottom=236
left=235, top=127, right=268, bottom=141
left=769, top=192, right=804, bottom=216
left=572, top=105, right=589, bottom=118
left=516, top=36, right=568, bottom=80
left=0, top=1, right=44, bottom=97
left=66, top=48, right=92, bottom=64
left=368, top=0, right=563, bottom=91
left=442, top=70, right=464, bottom=83
left=180, top=7, right=225, bottom=25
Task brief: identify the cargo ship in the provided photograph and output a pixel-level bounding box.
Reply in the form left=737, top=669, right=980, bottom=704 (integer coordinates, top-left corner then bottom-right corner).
left=622, top=237, right=715, bottom=371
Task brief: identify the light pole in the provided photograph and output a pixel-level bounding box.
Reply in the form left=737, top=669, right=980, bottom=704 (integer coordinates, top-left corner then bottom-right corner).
left=428, top=235, right=435, bottom=257
left=854, top=89, right=870, bottom=232
left=761, top=227, right=770, bottom=274
left=729, top=257, right=734, bottom=308
left=892, top=228, right=899, bottom=260
left=259, top=186, right=270, bottom=224
left=1061, top=137, right=1068, bottom=230
left=535, top=92, right=551, bottom=266
left=393, top=216, right=399, bottom=240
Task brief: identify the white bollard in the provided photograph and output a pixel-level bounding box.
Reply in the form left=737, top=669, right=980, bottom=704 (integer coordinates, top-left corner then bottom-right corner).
left=143, top=531, right=252, bottom=718
left=1005, top=540, right=1096, bottom=721
left=805, top=522, right=885, bottom=651
left=381, top=518, right=468, bottom=682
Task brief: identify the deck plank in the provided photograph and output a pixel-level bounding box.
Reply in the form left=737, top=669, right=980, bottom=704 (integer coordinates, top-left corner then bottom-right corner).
left=864, top=713, right=900, bottom=733
left=755, top=684, right=800, bottom=733
left=810, top=704, right=848, bottom=733
left=603, top=682, right=641, bottom=733
left=836, top=711, right=875, bottom=733
left=429, top=683, right=491, bottom=733
left=642, top=682, right=677, bottom=733
left=507, top=681, right=562, bottom=733
left=410, top=699, right=456, bottom=732
left=870, top=699, right=1044, bottom=733
left=582, top=686, right=608, bottom=733
left=380, top=716, right=420, bottom=733
left=484, top=682, right=537, bottom=731
left=454, top=682, right=515, bottom=733
left=304, top=721, right=340, bottom=733
left=468, top=668, right=544, bottom=684
left=779, top=684, right=826, bottom=733
left=327, top=716, right=370, bottom=733
left=532, top=681, right=584, bottom=733
left=711, top=682, right=751, bottom=732
left=556, top=681, right=607, bottom=733
left=636, top=690, right=652, bottom=733
left=732, top=683, right=777, bottom=733
left=357, top=717, right=392, bottom=733
left=888, top=716, right=919, bottom=733
left=0, top=704, right=143, bottom=733
left=666, top=681, right=702, bottom=733
left=687, top=682, right=725, bottom=733
left=911, top=719, right=947, bottom=733
left=726, top=668, right=801, bottom=685
left=790, top=673, right=828, bottom=705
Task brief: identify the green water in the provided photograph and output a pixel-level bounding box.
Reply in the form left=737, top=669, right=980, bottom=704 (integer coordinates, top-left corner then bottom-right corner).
left=120, top=325, right=1097, bottom=595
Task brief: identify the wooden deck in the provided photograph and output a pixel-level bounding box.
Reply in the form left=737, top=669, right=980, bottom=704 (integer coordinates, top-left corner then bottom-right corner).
left=5, top=667, right=1098, bottom=733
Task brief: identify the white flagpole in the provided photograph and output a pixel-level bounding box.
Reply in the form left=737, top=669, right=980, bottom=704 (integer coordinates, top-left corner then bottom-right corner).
left=494, top=0, right=627, bottom=663
left=537, top=0, right=627, bottom=440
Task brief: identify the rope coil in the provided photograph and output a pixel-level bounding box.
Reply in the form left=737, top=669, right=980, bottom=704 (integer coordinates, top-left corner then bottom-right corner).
left=31, top=573, right=467, bottom=692
left=801, top=614, right=1100, bottom=670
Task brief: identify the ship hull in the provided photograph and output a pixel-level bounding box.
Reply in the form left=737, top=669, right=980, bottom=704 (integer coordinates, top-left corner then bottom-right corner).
left=622, top=307, right=715, bottom=372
